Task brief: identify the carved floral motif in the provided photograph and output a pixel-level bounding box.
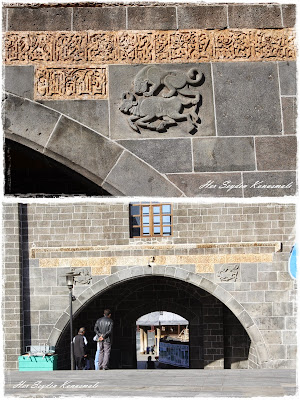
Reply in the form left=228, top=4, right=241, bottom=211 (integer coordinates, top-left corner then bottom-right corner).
left=4, top=29, right=296, bottom=65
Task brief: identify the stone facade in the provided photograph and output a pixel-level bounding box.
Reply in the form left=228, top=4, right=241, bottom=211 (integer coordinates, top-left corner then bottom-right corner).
left=2, top=202, right=297, bottom=370
left=2, top=2, right=297, bottom=197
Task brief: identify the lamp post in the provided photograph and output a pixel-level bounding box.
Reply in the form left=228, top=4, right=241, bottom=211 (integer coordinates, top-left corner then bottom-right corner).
left=63, top=271, right=80, bottom=370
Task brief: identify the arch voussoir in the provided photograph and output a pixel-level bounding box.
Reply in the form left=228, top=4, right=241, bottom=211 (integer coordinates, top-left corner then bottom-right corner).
left=48, top=266, right=269, bottom=367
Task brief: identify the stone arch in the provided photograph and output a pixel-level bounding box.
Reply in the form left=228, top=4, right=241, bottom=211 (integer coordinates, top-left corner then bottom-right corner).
left=48, top=266, right=269, bottom=367
left=4, top=92, right=182, bottom=196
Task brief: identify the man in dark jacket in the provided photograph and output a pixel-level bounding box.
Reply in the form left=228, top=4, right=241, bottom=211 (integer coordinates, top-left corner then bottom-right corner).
left=94, top=309, right=113, bottom=370
left=73, top=327, right=87, bottom=370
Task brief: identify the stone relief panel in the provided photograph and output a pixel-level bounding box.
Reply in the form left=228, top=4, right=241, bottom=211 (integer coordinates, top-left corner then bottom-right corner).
left=119, top=65, right=204, bottom=134
left=4, top=29, right=296, bottom=65
left=216, top=264, right=240, bottom=282
left=110, top=63, right=215, bottom=139
left=71, top=267, right=92, bottom=285
left=35, top=66, right=108, bottom=100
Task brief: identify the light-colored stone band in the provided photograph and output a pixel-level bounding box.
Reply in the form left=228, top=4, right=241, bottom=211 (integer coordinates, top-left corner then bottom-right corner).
left=30, top=241, right=281, bottom=258
left=4, top=29, right=296, bottom=66
left=38, top=253, right=274, bottom=275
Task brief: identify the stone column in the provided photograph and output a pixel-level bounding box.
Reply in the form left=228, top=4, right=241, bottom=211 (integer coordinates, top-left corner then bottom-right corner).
left=139, top=328, right=145, bottom=354
left=157, top=327, right=161, bottom=356
left=143, top=329, right=148, bottom=353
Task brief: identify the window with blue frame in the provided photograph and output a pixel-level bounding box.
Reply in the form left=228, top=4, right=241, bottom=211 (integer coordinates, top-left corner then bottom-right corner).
left=129, top=203, right=172, bottom=237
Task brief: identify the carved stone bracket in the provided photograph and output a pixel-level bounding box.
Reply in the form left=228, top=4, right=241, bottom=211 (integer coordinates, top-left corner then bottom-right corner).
left=4, top=29, right=296, bottom=66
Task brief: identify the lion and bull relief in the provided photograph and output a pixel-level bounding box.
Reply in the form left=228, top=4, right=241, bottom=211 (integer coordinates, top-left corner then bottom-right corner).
left=119, top=66, right=205, bottom=134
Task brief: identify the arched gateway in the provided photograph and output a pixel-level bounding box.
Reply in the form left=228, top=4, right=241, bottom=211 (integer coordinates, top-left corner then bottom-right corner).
left=49, top=267, right=268, bottom=369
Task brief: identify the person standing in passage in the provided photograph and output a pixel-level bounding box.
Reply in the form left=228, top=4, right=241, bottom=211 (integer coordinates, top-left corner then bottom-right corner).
left=73, top=327, right=88, bottom=370
left=94, top=309, right=113, bottom=370
left=146, top=355, right=155, bottom=369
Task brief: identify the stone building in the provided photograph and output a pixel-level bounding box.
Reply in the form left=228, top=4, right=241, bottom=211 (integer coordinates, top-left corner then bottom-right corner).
left=2, top=202, right=297, bottom=370
left=1, top=0, right=298, bottom=378
left=2, top=2, right=297, bottom=197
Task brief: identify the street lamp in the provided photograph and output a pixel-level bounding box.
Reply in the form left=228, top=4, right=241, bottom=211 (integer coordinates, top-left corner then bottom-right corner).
left=63, top=271, right=80, bottom=370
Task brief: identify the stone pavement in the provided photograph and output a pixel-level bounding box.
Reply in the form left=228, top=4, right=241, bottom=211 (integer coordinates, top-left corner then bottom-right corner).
left=4, top=369, right=297, bottom=398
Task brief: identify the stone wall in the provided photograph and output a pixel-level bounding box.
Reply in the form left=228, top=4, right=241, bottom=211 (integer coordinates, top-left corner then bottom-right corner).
left=3, top=2, right=297, bottom=197
left=2, top=201, right=297, bottom=370
left=2, top=204, right=23, bottom=370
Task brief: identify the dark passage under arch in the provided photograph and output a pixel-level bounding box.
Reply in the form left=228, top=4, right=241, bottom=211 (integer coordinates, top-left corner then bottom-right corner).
left=56, top=276, right=250, bottom=370
left=5, top=139, right=112, bottom=196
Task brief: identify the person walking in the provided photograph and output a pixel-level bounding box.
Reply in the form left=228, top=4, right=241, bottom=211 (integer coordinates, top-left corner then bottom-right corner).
left=94, top=309, right=113, bottom=370
left=73, top=327, right=88, bottom=370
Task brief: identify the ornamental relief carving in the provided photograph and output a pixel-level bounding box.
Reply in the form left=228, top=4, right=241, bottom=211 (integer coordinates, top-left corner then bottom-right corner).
left=4, top=29, right=296, bottom=66
left=217, top=264, right=240, bottom=282
left=119, top=65, right=204, bottom=134
left=35, top=66, right=108, bottom=100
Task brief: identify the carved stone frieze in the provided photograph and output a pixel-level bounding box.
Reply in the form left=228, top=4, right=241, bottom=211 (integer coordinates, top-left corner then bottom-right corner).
left=35, top=66, right=108, bottom=100
left=119, top=65, right=204, bottom=134
left=4, top=29, right=296, bottom=66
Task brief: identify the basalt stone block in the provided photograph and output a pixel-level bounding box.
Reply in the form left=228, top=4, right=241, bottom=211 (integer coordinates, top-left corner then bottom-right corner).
left=240, top=263, right=257, bottom=282
left=50, top=296, right=69, bottom=311
left=255, top=136, right=297, bottom=171
left=77, top=287, right=95, bottom=305
left=2, top=7, right=7, bottom=31
left=118, top=139, right=192, bottom=173
left=4, top=94, right=60, bottom=149
left=4, top=65, right=34, bottom=100
left=38, top=325, right=53, bottom=340
left=278, top=62, right=297, bottom=95
left=73, top=6, right=126, bottom=31
left=166, top=172, right=243, bottom=197
left=30, top=296, right=50, bottom=311
left=127, top=6, right=176, bottom=30
left=226, top=297, right=245, bottom=316
left=7, top=7, right=72, bottom=31
left=243, top=171, right=296, bottom=197
left=91, top=279, right=108, bottom=295
left=51, top=312, right=69, bottom=332
left=177, top=5, right=227, bottom=29
left=44, top=116, right=123, bottom=185
left=282, top=4, right=296, bottom=28
left=242, top=303, right=272, bottom=318
left=38, top=100, right=109, bottom=137
left=193, top=137, right=255, bottom=172
left=282, top=97, right=297, bottom=135
left=214, top=63, right=282, bottom=136
left=109, top=63, right=215, bottom=140
left=238, top=311, right=254, bottom=329
left=102, top=151, right=182, bottom=197
left=228, top=4, right=282, bottom=28
left=174, top=268, right=190, bottom=281
left=39, top=311, right=62, bottom=326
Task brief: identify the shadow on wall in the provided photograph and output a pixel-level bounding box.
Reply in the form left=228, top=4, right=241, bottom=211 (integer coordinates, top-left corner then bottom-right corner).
left=55, top=276, right=250, bottom=370
left=19, top=204, right=31, bottom=352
